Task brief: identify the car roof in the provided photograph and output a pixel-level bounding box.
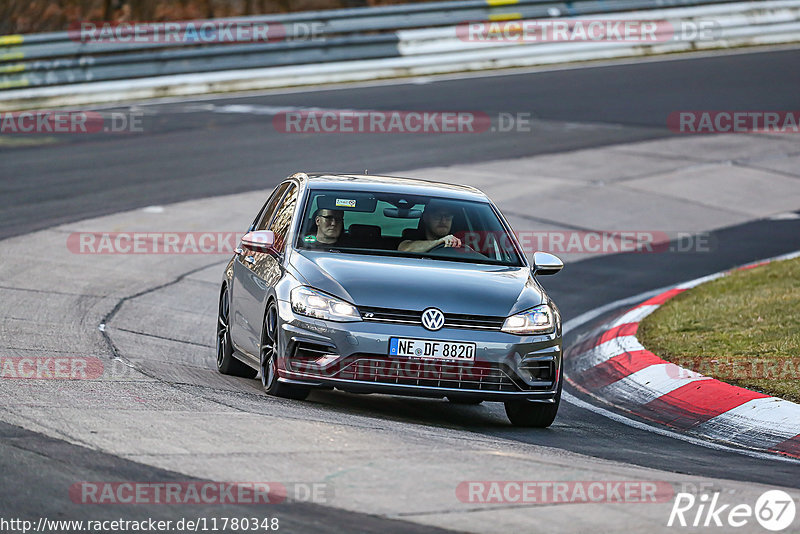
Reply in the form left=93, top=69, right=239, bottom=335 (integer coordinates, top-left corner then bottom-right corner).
left=299, top=173, right=489, bottom=202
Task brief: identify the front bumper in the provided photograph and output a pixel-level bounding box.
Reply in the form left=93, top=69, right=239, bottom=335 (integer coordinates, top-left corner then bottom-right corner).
left=276, top=300, right=562, bottom=401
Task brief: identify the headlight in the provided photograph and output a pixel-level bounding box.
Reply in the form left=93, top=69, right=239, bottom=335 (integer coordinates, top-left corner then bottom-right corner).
left=290, top=287, right=361, bottom=322
left=502, top=304, right=554, bottom=335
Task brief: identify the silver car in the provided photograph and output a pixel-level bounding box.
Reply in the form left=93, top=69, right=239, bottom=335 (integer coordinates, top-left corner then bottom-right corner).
left=217, top=173, right=564, bottom=427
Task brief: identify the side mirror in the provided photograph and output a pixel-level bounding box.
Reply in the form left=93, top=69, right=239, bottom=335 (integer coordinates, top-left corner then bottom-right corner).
left=241, top=230, right=276, bottom=253
left=532, top=251, right=563, bottom=275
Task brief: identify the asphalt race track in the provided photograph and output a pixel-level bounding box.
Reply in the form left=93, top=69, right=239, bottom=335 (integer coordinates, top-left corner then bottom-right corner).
left=1, top=47, right=800, bottom=532
left=2, top=47, right=800, bottom=240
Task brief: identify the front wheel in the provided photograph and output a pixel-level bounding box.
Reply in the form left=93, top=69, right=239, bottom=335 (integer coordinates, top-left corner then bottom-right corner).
left=504, top=397, right=559, bottom=427
left=504, top=367, right=562, bottom=427
left=260, top=303, right=310, bottom=400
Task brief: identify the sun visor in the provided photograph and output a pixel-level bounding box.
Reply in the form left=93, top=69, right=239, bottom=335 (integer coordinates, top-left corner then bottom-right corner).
left=424, top=198, right=460, bottom=214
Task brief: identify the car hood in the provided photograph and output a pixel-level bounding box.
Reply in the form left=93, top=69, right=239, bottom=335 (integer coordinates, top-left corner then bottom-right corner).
left=290, top=250, right=545, bottom=317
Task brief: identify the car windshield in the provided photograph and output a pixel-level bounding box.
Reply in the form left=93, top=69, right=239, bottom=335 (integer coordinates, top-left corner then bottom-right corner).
left=296, top=189, right=523, bottom=266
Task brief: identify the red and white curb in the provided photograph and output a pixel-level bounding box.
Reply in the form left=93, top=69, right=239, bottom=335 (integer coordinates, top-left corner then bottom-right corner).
left=565, top=251, right=800, bottom=459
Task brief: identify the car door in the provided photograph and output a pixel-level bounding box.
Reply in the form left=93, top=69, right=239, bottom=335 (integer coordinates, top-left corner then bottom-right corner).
left=230, top=182, right=299, bottom=359
left=230, top=182, right=289, bottom=358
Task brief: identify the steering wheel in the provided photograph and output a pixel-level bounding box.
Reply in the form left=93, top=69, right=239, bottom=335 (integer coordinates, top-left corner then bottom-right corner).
left=430, top=241, right=478, bottom=252
left=428, top=242, right=487, bottom=259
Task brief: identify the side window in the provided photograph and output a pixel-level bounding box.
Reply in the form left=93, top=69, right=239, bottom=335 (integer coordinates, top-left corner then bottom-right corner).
left=268, top=185, right=299, bottom=253
left=255, top=183, right=290, bottom=231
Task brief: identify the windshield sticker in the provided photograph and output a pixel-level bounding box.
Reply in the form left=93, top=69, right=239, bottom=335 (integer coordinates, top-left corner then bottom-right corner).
left=336, top=199, right=357, bottom=208
left=303, top=235, right=317, bottom=242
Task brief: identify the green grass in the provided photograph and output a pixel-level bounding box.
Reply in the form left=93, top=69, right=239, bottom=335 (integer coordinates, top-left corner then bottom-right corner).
left=638, top=257, right=800, bottom=403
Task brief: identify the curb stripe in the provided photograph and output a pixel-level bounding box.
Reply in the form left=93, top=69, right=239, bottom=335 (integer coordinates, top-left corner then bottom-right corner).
left=573, top=335, right=644, bottom=373
left=576, top=349, right=662, bottom=390
left=696, top=397, right=800, bottom=441
left=770, top=434, right=800, bottom=458
left=610, top=305, right=658, bottom=327
left=569, top=334, right=603, bottom=358
left=675, top=272, right=725, bottom=289
left=597, top=363, right=711, bottom=405
left=566, top=251, right=800, bottom=458
left=738, top=260, right=770, bottom=270
left=636, top=287, right=685, bottom=307
left=596, top=322, right=639, bottom=345
left=642, top=380, right=768, bottom=430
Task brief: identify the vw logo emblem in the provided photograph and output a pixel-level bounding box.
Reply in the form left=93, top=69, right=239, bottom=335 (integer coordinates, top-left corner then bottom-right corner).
left=421, top=308, right=445, bottom=331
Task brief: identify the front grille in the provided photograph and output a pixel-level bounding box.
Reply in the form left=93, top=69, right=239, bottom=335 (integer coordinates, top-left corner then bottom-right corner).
left=445, top=313, right=506, bottom=330
left=339, top=357, right=518, bottom=391
left=359, top=306, right=505, bottom=331
left=359, top=307, right=419, bottom=325
left=292, top=354, right=550, bottom=392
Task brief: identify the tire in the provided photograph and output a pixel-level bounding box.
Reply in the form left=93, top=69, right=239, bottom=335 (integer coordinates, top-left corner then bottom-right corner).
left=447, top=396, right=483, bottom=405
left=216, top=286, right=257, bottom=378
left=260, top=302, right=310, bottom=400
left=504, top=366, right=562, bottom=428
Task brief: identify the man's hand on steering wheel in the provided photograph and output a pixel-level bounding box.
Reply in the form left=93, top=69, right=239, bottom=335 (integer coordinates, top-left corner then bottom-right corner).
left=432, top=234, right=462, bottom=250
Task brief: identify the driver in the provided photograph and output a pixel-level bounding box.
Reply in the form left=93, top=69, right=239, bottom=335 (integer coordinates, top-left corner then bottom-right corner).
left=306, top=208, right=345, bottom=246
left=398, top=200, right=462, bottom=253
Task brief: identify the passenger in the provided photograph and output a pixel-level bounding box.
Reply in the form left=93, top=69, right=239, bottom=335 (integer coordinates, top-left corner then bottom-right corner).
left=398, top=201, right=462, bottom=253
left=306, top=208, right=344, bottom=246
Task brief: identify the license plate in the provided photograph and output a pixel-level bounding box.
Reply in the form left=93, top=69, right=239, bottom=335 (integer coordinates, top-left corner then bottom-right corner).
left=389, top=337, right=475, bottom=361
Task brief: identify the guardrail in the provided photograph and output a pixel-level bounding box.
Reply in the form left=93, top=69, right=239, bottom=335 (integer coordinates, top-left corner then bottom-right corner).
left=0, top=0, right=798, bottom=109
